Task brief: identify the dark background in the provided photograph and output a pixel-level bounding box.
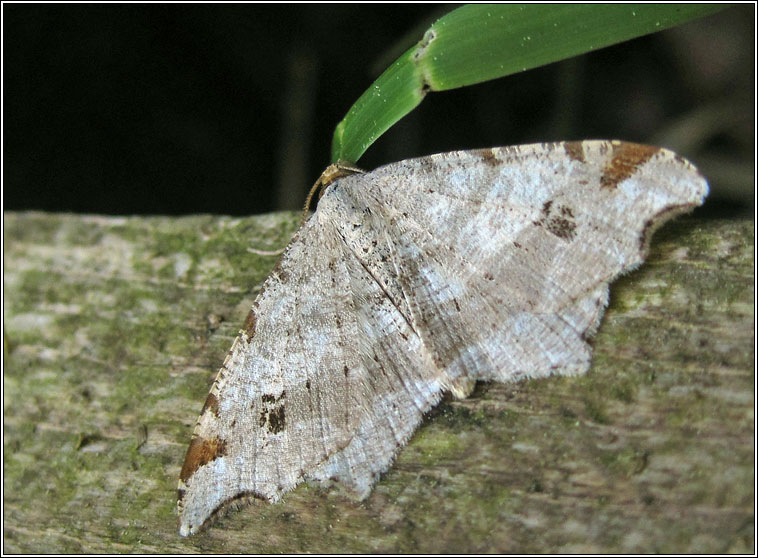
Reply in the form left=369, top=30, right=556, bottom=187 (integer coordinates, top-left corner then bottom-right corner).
left=4, top=4, right=754, bottom=217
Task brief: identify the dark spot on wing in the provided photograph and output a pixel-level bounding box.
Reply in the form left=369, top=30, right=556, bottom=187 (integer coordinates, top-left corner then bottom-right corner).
left=267, top=405, right=286, bottom=434
left=546, top=216, right=576, bottom=240
left=563, top=141, right=586, bottom=163
left=259, top=392, right=287, bottom=434
left=261, top=404, right=286, bottom=434
left=534, top=201, right=577, bottom=241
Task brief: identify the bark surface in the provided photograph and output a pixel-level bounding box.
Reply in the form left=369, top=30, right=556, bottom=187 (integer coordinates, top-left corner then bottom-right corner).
left=3, top=211, right=754, bottom=553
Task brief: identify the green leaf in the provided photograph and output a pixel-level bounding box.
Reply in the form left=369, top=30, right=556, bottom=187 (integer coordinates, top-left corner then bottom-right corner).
left=331, top=3, right=727, bottom=164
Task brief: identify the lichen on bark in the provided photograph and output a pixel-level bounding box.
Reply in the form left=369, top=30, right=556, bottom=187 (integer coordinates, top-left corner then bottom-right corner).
left=3, top=211, right=754, bottom=553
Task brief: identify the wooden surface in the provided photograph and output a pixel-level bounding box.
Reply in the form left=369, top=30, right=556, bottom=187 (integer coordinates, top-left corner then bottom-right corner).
left=3, top=211, right=754, bottom=553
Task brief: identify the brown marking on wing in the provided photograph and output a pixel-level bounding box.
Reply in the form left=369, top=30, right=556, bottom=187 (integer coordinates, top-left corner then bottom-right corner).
left=270, top=258, right=290, bottom=283
left=601, top=143, right=659, bottom=189
left=200, top=392, right=220, bottom=418
left=259, top=392, right=286, bottom=434
left=242, top=308, right=257, bottom=341
left=180, top=436, right=228, bottom=483
left=533, top=200, right=577, bottom=241
left=259, top=403, right=286, bottom=433
left=258, top=409, right=267, bottom=428
left=563, top=141, right=586, bottom=163
left=476, top=148, right=502, bottom=167
left=545, top=215, right=576, bottom=241
left=267, top=405, right=286, bottom=434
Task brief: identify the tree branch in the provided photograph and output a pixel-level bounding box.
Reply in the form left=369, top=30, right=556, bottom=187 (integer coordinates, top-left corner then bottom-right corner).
left=3, top=211, right=753, bottom=553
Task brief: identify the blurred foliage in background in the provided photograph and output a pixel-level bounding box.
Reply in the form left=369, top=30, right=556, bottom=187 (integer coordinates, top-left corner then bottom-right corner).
left=4, top=4, right=754, bottom=217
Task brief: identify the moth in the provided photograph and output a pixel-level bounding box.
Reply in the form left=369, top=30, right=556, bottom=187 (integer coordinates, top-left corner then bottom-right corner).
left=177, top=140, right=708, bottom=536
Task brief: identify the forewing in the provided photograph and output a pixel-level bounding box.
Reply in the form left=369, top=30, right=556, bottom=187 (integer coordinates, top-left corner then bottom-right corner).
left=332, top=141, right=708, bottom=388
left=178, top=191, right=444, bottom=536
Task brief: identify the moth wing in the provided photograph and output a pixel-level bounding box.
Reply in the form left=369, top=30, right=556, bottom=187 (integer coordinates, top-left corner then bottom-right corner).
left=178, top=193, right=445, bottom=536
left=333, top=141, right=708, bottom=389
left=179, top=140, right=708, bottom=535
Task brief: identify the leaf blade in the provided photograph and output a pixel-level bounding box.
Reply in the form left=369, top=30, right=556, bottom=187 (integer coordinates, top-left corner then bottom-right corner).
left=331, top=4, right=727, bottom=164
